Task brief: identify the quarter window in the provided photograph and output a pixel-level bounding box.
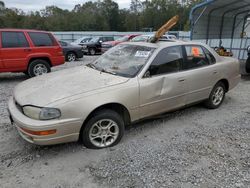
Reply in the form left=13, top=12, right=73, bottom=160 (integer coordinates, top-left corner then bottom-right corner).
left=202, top=47, right=216, bottom=64
left=149, top=46, right=183, bottom=76
left=1, top=31, right=29, bottom=48
left=28, top=32, right=54, bottom=47
left=183, top=45, right=209, bottom=70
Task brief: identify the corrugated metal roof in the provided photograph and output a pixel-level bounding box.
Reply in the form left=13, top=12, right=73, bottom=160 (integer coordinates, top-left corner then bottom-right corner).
left=190, top=0, right=250, bottom=40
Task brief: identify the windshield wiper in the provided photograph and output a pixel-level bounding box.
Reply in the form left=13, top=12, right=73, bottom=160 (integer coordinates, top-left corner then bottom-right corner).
left=86, top=63, right=97, bottom=70
left=86, top=63, right=116, bottom=75
left=100, top=68, right=117, bottom=75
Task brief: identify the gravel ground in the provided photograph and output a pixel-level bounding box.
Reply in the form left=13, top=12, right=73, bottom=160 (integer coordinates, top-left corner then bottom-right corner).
left=0, top=57, right=250, bottom=188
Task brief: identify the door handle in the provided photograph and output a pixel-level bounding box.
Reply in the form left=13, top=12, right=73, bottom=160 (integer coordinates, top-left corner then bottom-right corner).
left=178, top=79, right=186, bottom=82
left=24, top=49, right=32, bottom=52
left=213, top=70, right=218, bottom=74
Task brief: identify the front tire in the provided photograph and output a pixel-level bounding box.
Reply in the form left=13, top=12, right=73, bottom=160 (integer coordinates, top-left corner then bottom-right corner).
left=81, top=110, right=124, bottom=149
left=66, top=52, right=76, bottom=62
left=27, top=59, right=51, bottom=77
left=89, top=48, right=96, bottom=56
left=205, top=82, right=226, bottom=109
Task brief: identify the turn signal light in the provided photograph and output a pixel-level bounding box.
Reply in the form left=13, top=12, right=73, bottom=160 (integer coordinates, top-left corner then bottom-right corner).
left=20, top=127, right=57, bottom=136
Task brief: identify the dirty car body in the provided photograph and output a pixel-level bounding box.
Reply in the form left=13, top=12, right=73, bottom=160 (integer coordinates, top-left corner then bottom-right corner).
left=8, top=41, right=240, bottom=149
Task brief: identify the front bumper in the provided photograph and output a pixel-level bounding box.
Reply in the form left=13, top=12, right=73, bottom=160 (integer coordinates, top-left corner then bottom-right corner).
left=8, top=97, right=82, bottom=145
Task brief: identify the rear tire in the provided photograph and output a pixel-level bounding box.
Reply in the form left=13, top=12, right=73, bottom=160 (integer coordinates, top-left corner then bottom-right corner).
left=27, top=59, right=51, bottom=77
left=66, top=52, right=76, bottom=62
left=204, top=82, right=226, bottom=109
left=81, top=110, right=124, bottom=149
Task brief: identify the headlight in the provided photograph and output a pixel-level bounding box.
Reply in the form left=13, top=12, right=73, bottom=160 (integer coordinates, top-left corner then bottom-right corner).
left=23, top=106, right=61, bottom=120
left=82, top=45, right=87, bottom=49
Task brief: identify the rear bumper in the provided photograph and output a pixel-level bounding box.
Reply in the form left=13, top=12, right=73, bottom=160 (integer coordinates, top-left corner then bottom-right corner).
left=8, top=97, right=82, bottom=146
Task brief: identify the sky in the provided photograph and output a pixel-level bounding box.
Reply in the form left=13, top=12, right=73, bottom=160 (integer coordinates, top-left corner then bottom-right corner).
left=3, top=0, right=131, bottom=12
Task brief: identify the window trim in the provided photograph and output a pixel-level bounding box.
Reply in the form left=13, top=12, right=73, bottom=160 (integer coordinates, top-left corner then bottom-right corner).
left=201, top=46, right=216, bottom=65
left=1, top=31, right=30, bottom=49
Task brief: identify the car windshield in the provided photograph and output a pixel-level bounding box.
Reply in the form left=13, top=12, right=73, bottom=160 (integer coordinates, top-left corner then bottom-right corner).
left=88, top=44, right=155, bottom=78
left=116, top=36, right=129, bottom=42
left=89, top=37, right=100, bottom=43
left=74, top=37, right=89, bottom=43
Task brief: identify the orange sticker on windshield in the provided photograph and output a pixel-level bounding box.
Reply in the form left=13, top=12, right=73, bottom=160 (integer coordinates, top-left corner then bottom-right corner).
left=192, top=47, right=200, bottom=57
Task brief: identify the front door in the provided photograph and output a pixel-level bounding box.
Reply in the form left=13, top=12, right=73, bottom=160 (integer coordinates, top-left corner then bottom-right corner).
left=1, top=31, right=30, bottom=71
left=139, top=46, right=188, bottom=119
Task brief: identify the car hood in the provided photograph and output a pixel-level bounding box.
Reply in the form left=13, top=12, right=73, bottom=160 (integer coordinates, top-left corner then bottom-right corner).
left=14, top=66, right=129, bottom=106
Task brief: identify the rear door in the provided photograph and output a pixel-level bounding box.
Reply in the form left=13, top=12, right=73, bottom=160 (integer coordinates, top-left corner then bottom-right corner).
left=1, top=31, right=30, bottom=71
left=27, top=32, right=59, bottom=59
left=139, top=46, right=188, bottom=119
left=182, top=45, right=218, bottom=104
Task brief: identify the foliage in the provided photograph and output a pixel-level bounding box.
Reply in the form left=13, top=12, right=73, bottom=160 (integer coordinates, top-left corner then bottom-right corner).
left=0, top=0, right=202, bottom=31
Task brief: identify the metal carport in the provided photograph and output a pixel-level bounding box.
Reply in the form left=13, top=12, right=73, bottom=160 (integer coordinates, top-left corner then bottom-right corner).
left=190, top=0, right=250, bottom=60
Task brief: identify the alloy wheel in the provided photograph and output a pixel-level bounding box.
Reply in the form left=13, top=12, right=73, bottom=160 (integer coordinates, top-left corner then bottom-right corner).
left=89, top=119, right=119, bottom=148
left=33, top=64, right=48, bottom=76
left=212, top=86, right=224, bottom=106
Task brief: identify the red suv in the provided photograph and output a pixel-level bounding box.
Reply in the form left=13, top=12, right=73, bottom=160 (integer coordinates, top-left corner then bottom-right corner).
left=0, top=29, right=65, bottom=77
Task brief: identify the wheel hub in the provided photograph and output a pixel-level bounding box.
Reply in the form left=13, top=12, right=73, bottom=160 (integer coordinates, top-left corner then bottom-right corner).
left=212, top=86, right=224, bottom=106
left=34, top=64, right=48, bottom=76
left=89, top=119, right=119, bottom=148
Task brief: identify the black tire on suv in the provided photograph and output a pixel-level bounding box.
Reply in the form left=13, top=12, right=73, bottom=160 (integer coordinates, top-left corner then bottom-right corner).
left=28, top=59, right=51, bottom=77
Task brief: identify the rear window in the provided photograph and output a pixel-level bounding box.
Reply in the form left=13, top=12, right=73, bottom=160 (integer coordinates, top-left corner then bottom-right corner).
left=28, top=32, right=54, bottom=47
left=1, top=31, right=29, bottom=48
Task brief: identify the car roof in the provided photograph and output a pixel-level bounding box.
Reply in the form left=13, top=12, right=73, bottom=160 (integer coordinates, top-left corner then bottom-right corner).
left=0, top=28, right=50, bottom=33
left=123, top=40, right=222, bottom=60
left=124, top=40, right=210, bottom=49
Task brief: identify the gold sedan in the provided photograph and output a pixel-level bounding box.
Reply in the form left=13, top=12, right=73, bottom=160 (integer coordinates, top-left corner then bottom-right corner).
left=8, top=41, right=240, bottom=149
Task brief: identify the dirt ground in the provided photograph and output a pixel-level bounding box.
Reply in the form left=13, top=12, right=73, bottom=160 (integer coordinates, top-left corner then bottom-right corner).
left=0, top=57, right=250, bottom=188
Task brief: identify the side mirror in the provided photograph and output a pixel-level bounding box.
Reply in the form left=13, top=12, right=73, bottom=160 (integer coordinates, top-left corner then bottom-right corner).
left=143, top=70, right=151, bottom=78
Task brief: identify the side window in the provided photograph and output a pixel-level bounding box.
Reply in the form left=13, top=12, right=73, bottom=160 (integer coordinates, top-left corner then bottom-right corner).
left=149, top=46, right=183, bottom=76
left=202, top=47, right=216, bottom=64
left=184, top=45, right=210, bottom=70
left=1, top=31, right=29, bottom=48
left=28, top=32, right=54, bottom=47
left=107, top=37, right=114, bottom=41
